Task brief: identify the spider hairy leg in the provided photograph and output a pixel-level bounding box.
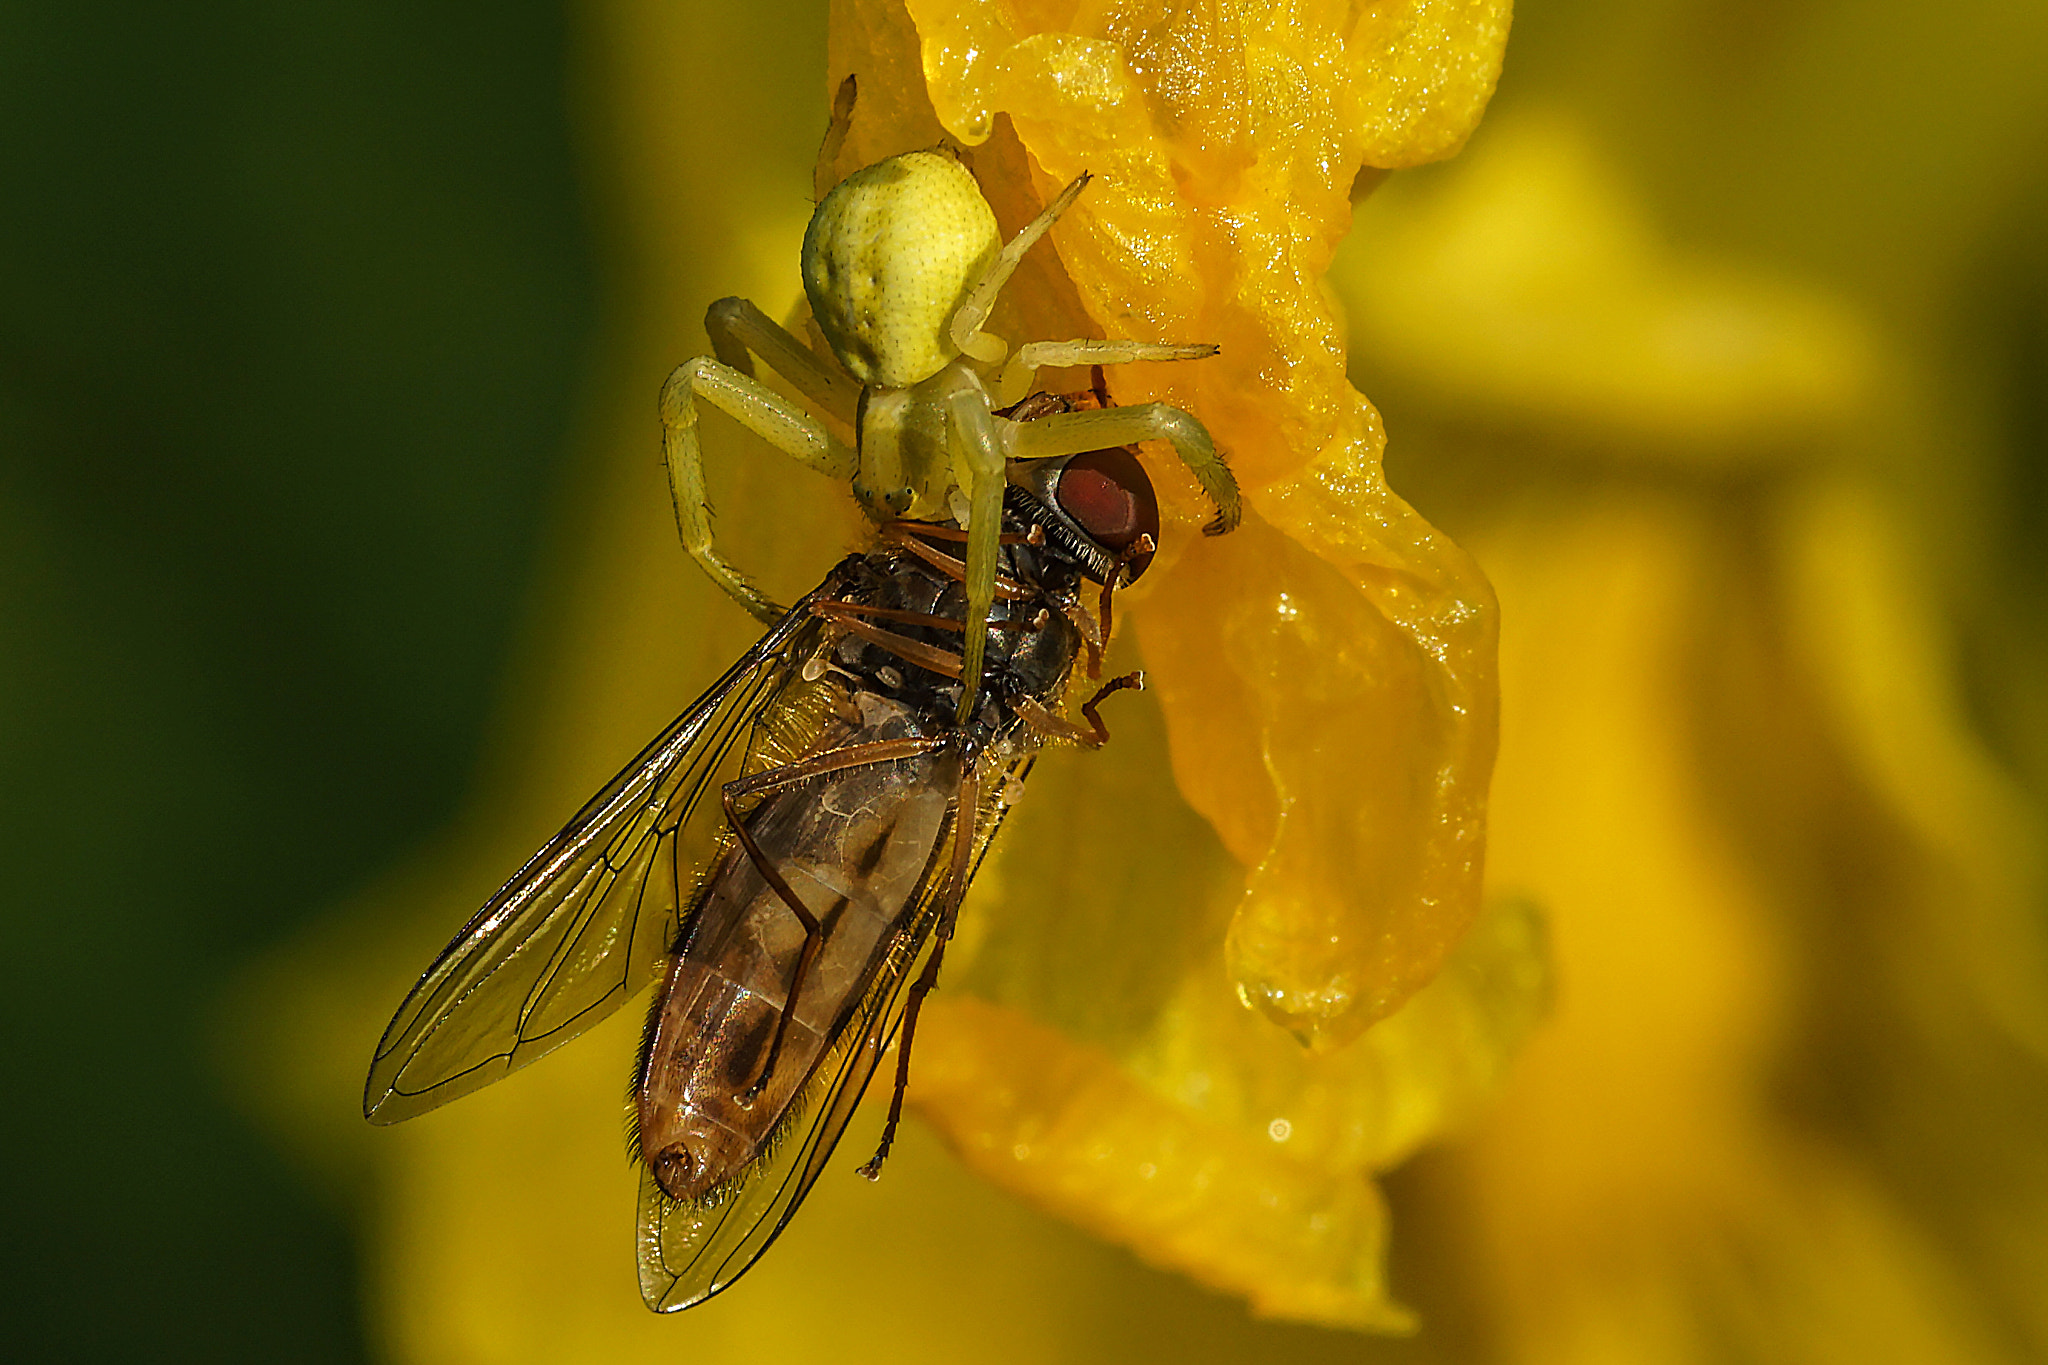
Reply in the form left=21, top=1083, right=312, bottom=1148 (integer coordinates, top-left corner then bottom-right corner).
left=703, top=296, right=861, bottom=427
left=660, top=356, right=858, bottom=622
left=948, top=388, right=1010, bottom=721
left=1003, top=403, right=1242, bottom=536
left=997, top=339, right=1218, bottom=407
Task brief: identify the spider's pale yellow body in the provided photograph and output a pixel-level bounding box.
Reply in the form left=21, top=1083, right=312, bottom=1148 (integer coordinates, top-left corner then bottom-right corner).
left=802, top=152, right=997, bottom=393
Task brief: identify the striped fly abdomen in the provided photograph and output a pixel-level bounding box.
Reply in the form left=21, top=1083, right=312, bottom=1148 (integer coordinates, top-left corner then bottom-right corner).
left=635, top=691, right=960, bottom=1202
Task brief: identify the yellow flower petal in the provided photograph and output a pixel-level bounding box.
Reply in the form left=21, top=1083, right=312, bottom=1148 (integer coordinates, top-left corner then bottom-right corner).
left=810, top=0, right=1521, bottom=1325
left=826, top=0, right=1509, bottom=1048
left=918, top=661, right=1546, bottom=1328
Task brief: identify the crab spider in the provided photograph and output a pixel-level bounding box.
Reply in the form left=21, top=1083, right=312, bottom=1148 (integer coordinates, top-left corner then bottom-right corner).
left=660, top=147, right=1240, bottom=720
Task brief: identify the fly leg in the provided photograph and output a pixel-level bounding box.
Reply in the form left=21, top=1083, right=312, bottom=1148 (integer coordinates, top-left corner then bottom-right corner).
left=878, top=523, right=1033, bottom=602
left=1038, top=583, right=1103, bottom=679
left=661, top=351, right=858, bottom=624
left=718, top=735, right=947, bottom=1103
left=1042, top=534, right=1153, bottom=681
left=1011, top=671, right=1145, bottom=750
left=858, top=761, right=981, bottom=1179
left=1079, top=672, right=1146, bottom=745
left=1002, top=403, right=1242, bottom=537
left=853, top=938, right=949, bottom=1181
left=817, top=613, right=967, bottom=683
left=1093, top=534, right=1156, bottom=666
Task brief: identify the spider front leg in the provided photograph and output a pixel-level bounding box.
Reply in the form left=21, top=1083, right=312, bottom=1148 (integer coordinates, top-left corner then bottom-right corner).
left=995, top=338, right=1218, bottom=407
left=947, top=390, right=1010, bottom=722
left=660, top=353, right=857, bottom=623
left=948, top=171, right=1091, bottom=366
left=703, top=296, right=860, bottom=428
left=1004, top=402, right=1242, bottom=535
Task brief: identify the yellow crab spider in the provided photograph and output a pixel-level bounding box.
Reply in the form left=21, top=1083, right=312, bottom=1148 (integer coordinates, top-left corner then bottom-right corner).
left=659, top=147, right=1241, bottom=720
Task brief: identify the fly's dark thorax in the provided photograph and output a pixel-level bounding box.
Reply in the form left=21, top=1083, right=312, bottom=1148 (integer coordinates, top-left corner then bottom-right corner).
left=823, top=536, right=1085, bottom=746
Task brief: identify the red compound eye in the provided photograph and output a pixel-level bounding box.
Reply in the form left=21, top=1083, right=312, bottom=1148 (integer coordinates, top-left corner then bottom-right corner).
left=1054, top=445, right=1159, bottom=581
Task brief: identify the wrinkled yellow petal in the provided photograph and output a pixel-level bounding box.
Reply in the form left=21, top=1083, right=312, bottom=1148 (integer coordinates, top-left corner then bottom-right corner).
left=912, top=996, right=1413, bottom=1332
left=825, top=0, right=1511, bottom=1052
left=807, top=0, right=1521, bottom=1324
left=1140, top=507, right=1497, bottom=1037
left=919, top=672, right=1545, bottom=1327
left=1346, top=0, right=1516, bottom=168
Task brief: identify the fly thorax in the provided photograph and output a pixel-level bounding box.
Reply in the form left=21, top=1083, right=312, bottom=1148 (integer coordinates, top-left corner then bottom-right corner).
left=1003, top=607, right=1081, bottom=702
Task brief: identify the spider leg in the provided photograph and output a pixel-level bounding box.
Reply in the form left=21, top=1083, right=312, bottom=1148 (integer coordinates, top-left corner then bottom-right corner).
left=996, top=338, right=1217, bottom=406
left=703, top=296, right=860, bottom=428
left=1002, top=402, right=1242, bottom=536
left=947, top=171, right=1091, bottom=364
left=660, top=351, right=857, bottom=622
left=946, top=389, right=1009, bottom=721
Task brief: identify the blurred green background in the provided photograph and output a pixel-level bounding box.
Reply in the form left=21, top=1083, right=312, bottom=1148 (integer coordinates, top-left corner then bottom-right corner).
left=5, top=1, right=2045, bottom=1360
left=1, top=3, right=592, bottom=1358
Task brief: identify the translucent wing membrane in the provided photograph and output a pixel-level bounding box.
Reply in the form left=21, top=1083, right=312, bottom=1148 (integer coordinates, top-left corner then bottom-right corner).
left=364, top=569, right=854, bottom=1124
left=635, top=741, right=1031, bottom=1311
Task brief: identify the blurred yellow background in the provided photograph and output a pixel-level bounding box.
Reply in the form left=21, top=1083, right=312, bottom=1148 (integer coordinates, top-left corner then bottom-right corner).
left=8, top=1, right=2046, bottom=1361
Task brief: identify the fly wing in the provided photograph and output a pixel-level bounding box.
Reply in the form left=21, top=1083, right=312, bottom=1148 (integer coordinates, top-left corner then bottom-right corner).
left=633, top=739, right=1035, bottom=1311
left=364, top=570, right=851, bottom=1125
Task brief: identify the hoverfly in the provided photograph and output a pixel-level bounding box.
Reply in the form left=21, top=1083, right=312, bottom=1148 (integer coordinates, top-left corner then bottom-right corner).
left=365, top=381, right=1200, bottom=1310
left=367, top=93, right=1238, bottom=1308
